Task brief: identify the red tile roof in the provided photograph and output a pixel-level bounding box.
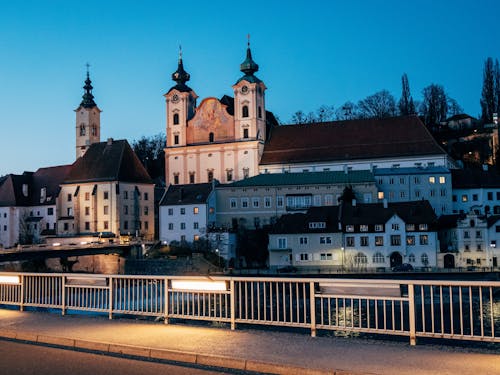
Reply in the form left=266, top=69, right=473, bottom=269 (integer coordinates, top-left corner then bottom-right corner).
left=260, top=115, right=446, bottom=165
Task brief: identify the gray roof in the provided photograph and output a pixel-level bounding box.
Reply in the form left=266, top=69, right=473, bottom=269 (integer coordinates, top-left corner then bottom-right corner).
left=223, top=170, right=374, bottom=188
left=159, top=183, right=213, bottom=206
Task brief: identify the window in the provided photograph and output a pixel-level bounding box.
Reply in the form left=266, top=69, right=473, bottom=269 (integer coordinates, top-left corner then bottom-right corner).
left=180, top=208, right=185, bottom=215
left=487, top=192, right=493, bottom=200
left=47, top=207, right=54, bottom=215
left=67, top=207, right=73, bottom=216
left=472, top=194, right=478, bottom=201
left=300, top=253, right=310, bottom=261
left=462, top=195, right=468, bottom=202
left=67, top=193, right=72, bottom=202
left=104, top=221, right=109, bottom=230
left=209, top=132, right=214, bottom=142
left=264, top=196, right=271, bottom=208
left=320, top=236, right=332, bottom=244
left=144, top=192, right=149, bottom=201
left=173, top=113, right=179, bottom=125
left=3, top=225, right=6, bottom=231
left=168, top=208, right=173, bottom=216
left=375, top=236, right=384, bottom=246
left=181, top=235, right=186, bottom=242
left=407, top=236, right=415, bottom=246
left=415, top=190, right=420, bottom=198
left=408, top=254, right=416, bottom=263
left=378, top=191, right=385, bottom=200
left=419, top=224, right=428, bottom=231
left=406, top=224, right=415, bottom=231
left=375, top=224, right=384, bottom=232
left=189, top=172, right=195, bottom=184
left=193, top=207, right=199, bottom=214
left=252, top=198, right=259, bottom=208
left=429, top=176, right=435, bottom=184
left=439, top=176, right=446, bottom=184
left=80, top=124, right=86, bottom=136
left=85, top=206, right=90, bottom=215
left=430, top=190, right=436, bottom=197
left=243, top=128, right=249, bottom=139
left=85, top=222, right=90, bottom=230
left=144, top=206, right=149, bottom=215
left=277, top=196, right=284, bottom=208
left=103, top=206, right=109, bottom=215
left=414, top=176, right=421, bottom=184
left=390, top=235, right=401, bottom=246
left=286, top=195, right=312, bottom=210
left=320, top=253, right=333, bottom=261
left=475, top=230, right=482, bottom=239
left=309, top=222, right=326, bottom=229
left=242, top=105, right=249, bottom=118
left=346, top=236, right=355, bottom=247
left=392, top=223, right=399, bottom=231
left=230, top=198, right=237, bottom=208
left=421, top=253, right=429, bottom=265
left=389, top=178, right=394, bottom=185
left=464, top=231, right=470, bottom=239
left=477, top=244, right=482, bottom=251
left=180, top=222, right=186, bottom=230
left=399, top=177, right=405, bottom=184
left=243, top=167, right=250, bottom=179
left=258, top=106, right=262, bottom=118
left=346, top=225, right=354, bottom=232
left=299, top=236, right=308, bottom=245
left=373, top=252, right=385, bottom=263
left=64, top=223, right=69, bottom=231
left=419, top=235, right=428, bottom=245
left=104, top=191, right=109, bottom=200
left=278, top=238, right=287, bottom=249
left=207, top=170, right=214, bottom=182
left=124, top=191, right=128, bottom=200
left=354, top=252, right=367, bottom=265
left=241, top=198, right=249, bottom=208
left=497, top=192, right=500, bottom=200
left=400, top=191, right=406, bottom=198
left=124, top=221, right=128, bottom=230
left=226, top=169, right=233, bottom=182
left=360, top=225, right=368, bottom=232
left=174, top=135, right=179, bottom=145
left=360, top=236, right=369, bottom=246
left=168, top=223, right=174, bottom=230
left=85, top=192, right=90, bottom=201
left=193, top=222, right=199, bottom=229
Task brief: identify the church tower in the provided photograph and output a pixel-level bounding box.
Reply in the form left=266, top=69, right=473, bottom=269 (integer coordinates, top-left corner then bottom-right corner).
left=232, top=39, right=267, bottom=144
left=75, top=68, right=101, bottom=159
left=164, top=49, right=198, bottom=148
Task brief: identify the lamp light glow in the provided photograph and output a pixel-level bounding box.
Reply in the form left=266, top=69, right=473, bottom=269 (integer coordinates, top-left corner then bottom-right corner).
left=171, top=280, right=227, bottom=292
left=0, top=275, right=21, bottom=284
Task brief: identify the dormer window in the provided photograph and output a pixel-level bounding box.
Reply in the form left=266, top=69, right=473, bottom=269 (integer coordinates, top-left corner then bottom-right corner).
left=242, top=105, right=249, bottom=118
left=173, top=113, right=179, bottom=125
left=22, top=184, right=28, bottom=197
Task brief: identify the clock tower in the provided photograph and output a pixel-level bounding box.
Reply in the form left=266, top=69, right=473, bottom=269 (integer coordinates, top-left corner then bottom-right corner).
left=75, top=68, right=101, bottom=159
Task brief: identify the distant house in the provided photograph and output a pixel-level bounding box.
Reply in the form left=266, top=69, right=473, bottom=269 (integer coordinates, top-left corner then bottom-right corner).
left=158, top=182, right=216, bottom=245
left=451, top=168, right=500, bottom=215
left=57, top=138, right=154, bottom=240
left=0, top=165, right=71, bottom=248
left=441, top=114, right=477, bottom=130
left=269, top=200, right=438, bottom=271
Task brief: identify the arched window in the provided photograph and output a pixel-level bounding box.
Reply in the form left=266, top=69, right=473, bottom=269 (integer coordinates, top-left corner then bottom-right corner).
left=242, top=105, right=249, bottom=118
left=209, top=132, right=214, bottom=142
left=354, top=252, right=367, bottom=265
left=80, top=124, right=86, bottom=136
left=372, top=252, right=385, bottom=264
left=173, top=113, right=179, bottom=125
left=421, top=253, right=429, bottom=265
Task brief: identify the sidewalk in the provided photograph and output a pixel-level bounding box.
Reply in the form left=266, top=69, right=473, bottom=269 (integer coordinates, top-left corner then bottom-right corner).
left=0, top=309, right=498, bottom=375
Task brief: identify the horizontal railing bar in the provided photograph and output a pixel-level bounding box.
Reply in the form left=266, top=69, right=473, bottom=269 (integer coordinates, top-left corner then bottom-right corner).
left=315, top=294, right=409, bottom=302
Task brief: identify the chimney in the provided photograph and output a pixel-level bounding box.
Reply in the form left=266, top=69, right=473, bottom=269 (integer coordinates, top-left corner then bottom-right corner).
left=383, top=199, right=388, bottom=209
left=107, top=138, right=113, bottom=145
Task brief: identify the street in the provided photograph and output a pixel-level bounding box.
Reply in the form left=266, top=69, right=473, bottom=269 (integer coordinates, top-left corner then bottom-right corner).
left=0, top=340, right=243, bottom=375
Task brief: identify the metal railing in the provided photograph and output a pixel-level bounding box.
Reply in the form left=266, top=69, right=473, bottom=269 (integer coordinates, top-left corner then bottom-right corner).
left=0, top=272, right=498, bottom=345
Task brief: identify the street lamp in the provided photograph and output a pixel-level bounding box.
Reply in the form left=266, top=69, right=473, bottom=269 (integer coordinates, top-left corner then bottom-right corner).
left=215, top=248, right=221, bottom=268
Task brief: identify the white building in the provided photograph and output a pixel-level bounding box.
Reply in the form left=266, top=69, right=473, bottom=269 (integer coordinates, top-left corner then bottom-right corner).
left=451, top=168, right=500, bottom=215
left=159, top=183, right=216, bottom=245
left=269, top=200, right=438, bottom=271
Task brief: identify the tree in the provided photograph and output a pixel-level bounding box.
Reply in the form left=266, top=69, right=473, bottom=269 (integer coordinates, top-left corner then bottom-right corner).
left=480, top=57, right=496, bottom=123
left=447, top=98, right=463, bottom=117
left=316, top=105, right=335, bottom=122
left=357, top=90, right=397, bottom=119
left=290, top=110, right=306, bottom=124
left=398, top=73, right=416, bottom=115
left=335, top=101, right=359, bottom=120
left=131, top=133, right=166, bottom=180
left=420, top=84, right=448, bottom=126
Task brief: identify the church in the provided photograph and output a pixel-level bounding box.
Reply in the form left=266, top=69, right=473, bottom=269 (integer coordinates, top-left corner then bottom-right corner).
left=163, top=44, right=455, bottom=187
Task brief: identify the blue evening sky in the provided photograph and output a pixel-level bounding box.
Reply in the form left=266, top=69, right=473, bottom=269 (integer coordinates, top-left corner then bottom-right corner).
left=1, top=0, right=499, bottom=175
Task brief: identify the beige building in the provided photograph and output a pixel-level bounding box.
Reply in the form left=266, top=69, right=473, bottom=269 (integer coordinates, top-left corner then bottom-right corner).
left=215, top=170, right=378, bottom=230
left=57, top=139, right=155, bottom=240
left=164, top=45, right=270, bottom=185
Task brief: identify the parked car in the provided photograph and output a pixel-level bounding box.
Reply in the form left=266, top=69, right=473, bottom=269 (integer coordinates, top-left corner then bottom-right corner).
left=277, top=265, right=298, bottom=273
left=392, top=263, right=414, bottom=272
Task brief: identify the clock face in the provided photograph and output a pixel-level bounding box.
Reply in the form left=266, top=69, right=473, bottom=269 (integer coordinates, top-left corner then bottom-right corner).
left=172, top=94, right=179, bottom=103
left=241, top=85, right=249, bottom=94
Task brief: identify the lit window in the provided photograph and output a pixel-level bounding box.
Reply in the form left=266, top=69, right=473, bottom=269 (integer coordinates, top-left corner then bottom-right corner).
left=429, top=177, right=436, bottom=184
left=375, top=236, right=384, bottom=246
left=375, top=224, right=384, bottom=232
left=346, top=225, right=354, bottom=232
left=407, top=236, right=415, bottom=245
left=193, top=207, right=199, bottom=214
left=360, top=225, right=368, bottom=232
left=419, top=235, right=428, bottom=245
left=439, top=176, right=446, bottom=184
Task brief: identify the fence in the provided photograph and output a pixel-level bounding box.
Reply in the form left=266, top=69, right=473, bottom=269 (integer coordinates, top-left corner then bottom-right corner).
left=0, top=272, right=498, bottom=345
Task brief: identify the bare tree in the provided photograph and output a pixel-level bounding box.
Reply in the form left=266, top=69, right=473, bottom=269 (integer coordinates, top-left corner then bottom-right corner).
left=420, top=84, right=448, bottom=125
left=398, top=73, right=416, bottom=115
left=480, top=57, right=496, bottom=123
left=131, top=133, right=166, bottom=179
left=335, top=101, right=359, bottom=120
left=357, top=90, right=397, bottom=119
left=316, top=105, right=335, bottom=122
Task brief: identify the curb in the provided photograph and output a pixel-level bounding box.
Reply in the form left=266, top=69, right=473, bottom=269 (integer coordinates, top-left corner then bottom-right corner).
left=0, top=329, right=376, bottom=375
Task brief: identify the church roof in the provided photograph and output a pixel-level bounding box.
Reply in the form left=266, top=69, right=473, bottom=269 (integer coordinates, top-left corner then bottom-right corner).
left=63, top=139, right=153, bottom=184
left=223, top=170, right=374, bottom=188
left=260, top=115, right=446, bottom=165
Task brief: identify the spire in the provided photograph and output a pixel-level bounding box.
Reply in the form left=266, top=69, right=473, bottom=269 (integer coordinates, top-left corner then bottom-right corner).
left=80, top=63, right=97, bottom=108
left=236, top=35, right=261, bottom=84
left=171, top=45, right=191, bottom=86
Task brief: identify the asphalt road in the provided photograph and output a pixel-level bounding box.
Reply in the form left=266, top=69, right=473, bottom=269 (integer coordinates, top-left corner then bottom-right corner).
left=0, top=340, right=242, bottom=375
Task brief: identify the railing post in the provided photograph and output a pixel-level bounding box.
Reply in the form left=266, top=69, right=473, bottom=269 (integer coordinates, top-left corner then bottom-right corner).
left=408, top=283, right=417, bottom=346
left=61, top=275, right=66, bottom=316
left=309, top=281, right=316, bottom=337
left=108, top=276, right=113, bottom=320
left=164, top=277, right=169, bottom=324
left=230, top=279, right=236, bottom=330
left=19, top=274, right=24, bottom=312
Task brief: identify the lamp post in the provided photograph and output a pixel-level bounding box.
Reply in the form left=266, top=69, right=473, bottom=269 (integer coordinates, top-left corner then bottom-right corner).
left=215, top=248, right=221, bottom=268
